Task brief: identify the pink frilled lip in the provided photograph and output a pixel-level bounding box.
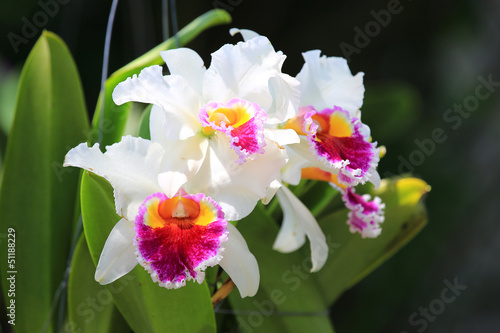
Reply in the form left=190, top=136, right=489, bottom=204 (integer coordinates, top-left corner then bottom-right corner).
left=133, top=192, right=228, bottom=289
left=199, top=98, right=267, bottom=164
left=342, top=187, right=385, bottom=238
left=303, top=106, right=379, bottom=187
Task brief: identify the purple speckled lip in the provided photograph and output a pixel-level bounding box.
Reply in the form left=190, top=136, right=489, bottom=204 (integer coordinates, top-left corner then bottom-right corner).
left=133, top=192, right=228, bottom=288
left=199, top=98, right=267, bottom=164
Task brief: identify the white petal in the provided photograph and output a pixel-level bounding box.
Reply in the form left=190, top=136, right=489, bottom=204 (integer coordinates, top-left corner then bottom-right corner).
left=267, top=74, right=301, bottom=123
left=229, top=28, right=261, bottom=41
left=157, top=171, right=188, bottom=198
left=64, top=136, right=164, bottom=220
left=297, top=50, right=364, bottom=116
left=219, top=223, right=259, bottom=298
left=275, top=186, right=328, bottom=272
left=281, top=139, right=316, bottom=185
left=151, top=106, right=209, bottom=186
left=112, top=65, right=200, bottom=140
left=149, top=104, right=170, bottom=146
left=185, top=135, right=287, bottom=221
left=95, top=219, right=138, bottom=284
left=272, top=197, right=307, bottom=253
left=204, top=36, right=300, bottom=123
left=369, top=170, right=381, bottom=190
left=261, top=179, right=282, bottom=205
left=264, top=128, right=300, bottom=146
left=160, top=48, right=206, bottom=94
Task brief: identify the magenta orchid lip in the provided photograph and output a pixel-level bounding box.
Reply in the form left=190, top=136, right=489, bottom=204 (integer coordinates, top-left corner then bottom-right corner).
left=134, top=192, right=228, bottom=288
left=342, top=187, right=385, bottom=238
left=199, top=98, right=267, bottom=164
left=304, top=106, right=380, bottom=187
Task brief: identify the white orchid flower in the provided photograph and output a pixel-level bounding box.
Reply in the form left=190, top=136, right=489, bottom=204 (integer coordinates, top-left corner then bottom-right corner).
left=225, top=29, right=330, bottom=268
left=282, top=50, right=381, bottom=189
left=281, top=51, right=385, bottom=238
left=111, top=32, right=301, bottom=220
left=64, top=136, right=259, bottom=297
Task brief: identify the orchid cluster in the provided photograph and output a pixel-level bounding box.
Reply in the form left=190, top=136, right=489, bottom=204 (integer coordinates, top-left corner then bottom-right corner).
left=64, top=29, right=384, bottom=298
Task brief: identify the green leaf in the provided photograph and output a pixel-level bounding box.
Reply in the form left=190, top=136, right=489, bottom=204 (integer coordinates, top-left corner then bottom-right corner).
left=91, top=9, right=231, bottom=147
left=0, top=31, right=89, bottom=332
left=315, top=177, right=430, bottom=304
left=227, top=206, right=335, bottom=333
left=68, top=234, right=130, bottom=333
left=0, top=68, right=20, bottom=134
left=80, top=172, right=216, bottom=333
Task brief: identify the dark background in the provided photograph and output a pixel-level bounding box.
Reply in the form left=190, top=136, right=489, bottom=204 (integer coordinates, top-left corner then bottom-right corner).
left=1, top=0, right=499, bottom=332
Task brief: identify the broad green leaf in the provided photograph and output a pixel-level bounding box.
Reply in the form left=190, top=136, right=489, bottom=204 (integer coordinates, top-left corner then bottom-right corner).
left=0, top=31, right=88, bottom=332
left=315, top=177, right=430, bottom=304
left=91, top=9, right=231, bottom=147
left=80, top=172, right=216, bottom=333
left=0, top=68, right=19, bottom=134
left=362, top=82, right=422, bottom=144
left=68, top=234, right=130, bottom=333
left=227, top=206, right=335, bottom=333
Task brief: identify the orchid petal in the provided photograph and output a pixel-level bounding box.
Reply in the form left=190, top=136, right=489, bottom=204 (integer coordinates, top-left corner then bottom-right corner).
left=261, top=179, right=282, bottom=205
left=199, top=98, right=267, bottom=164
left=219, top=223, right=259, bottom=298
left=64, top=136, right=164, bottom=220
left=95, top=219, right=137, bottom=284
left=205, top=36, right=300, bottom=123
left=185, top=135, right=287, bottom=221
left=150, top=106, right=209, bottom=188
left=369, top=170, right=382, bottom=190
left=112, top=65, right=200, bottom=140
left=342, top=188, right=385, bottom=238
left=275, top=186, right=328, bottom=272
left=135, top=192, right=228, bottom=288
left=229, top=28, right=261, bottom=41
left=267, top=74, right=301, bottom=123
left=304, top=106, right=380, bottom=187
left=297, top=50, right=364, bottom=116
left=160, top=48, right=206, bottom=94
left=272, top=197, right=307, bottom=252
left=281, top=139, right=319, bottom=185
left=157, top=172, right=188, bottom=198
left=264, top=128, right=300, bottom=147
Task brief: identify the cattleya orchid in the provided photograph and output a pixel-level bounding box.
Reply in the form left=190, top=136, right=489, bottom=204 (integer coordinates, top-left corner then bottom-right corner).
left=111, top=31, right=301, bottom=220
left=281, top=50, right=380, bottom=188
left=280, top=50, right=385, bottom=239
left=64, top=135, right=259, bottom=297
left=224, top=31, right=383, bottom=277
